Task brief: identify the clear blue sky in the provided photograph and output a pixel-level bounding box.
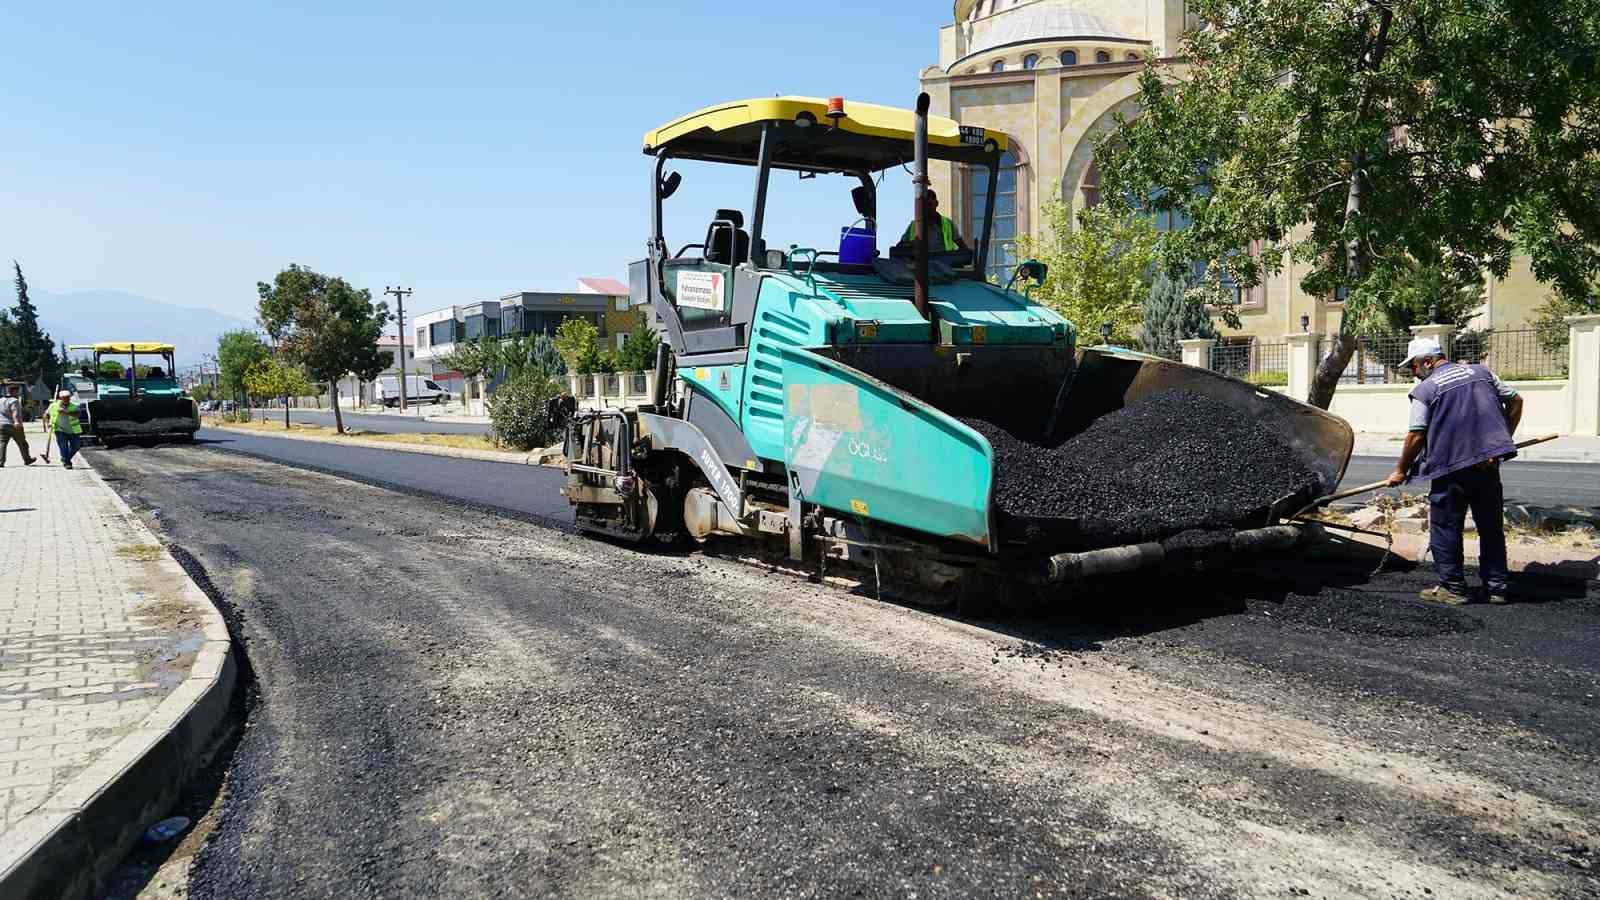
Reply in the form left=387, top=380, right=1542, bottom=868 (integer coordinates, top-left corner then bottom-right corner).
left=1, top=1, right=938, bottom=323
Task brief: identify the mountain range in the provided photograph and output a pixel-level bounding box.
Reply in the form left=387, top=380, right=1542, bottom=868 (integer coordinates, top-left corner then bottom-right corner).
left=31, top=289, right=253, bottom=370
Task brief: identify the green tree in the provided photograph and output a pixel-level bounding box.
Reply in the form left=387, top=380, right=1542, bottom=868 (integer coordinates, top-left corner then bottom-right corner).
left=553, top=317, right=603, bottom=373
left=1012, top=199, right=1161, bottom=345
left=1096, top=0, right=1600, bottom=408
left=244, top=356, right=315, bottom=429
left=97, top=360, right=126, bottom=380
left=437, top=339, right=493, bottom=411
left=0, top=262, right=63, bottom=385
left=488, top=371, right=563, bottom=451
left=1138, top=271, right=1218, bottom=359
left=256, top=264, right=391, bottom=434
left=613, top=327, right=660, bottom=373
left=1532, top=289, right=1596, bottom=360
left=216, top=329, right=270, bottom=406
left=494, top=333, right=568, bottom=382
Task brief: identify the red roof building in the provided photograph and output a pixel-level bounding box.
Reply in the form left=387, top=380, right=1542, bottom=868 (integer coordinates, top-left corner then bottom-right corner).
left=576, top=277, right=628, bottom=296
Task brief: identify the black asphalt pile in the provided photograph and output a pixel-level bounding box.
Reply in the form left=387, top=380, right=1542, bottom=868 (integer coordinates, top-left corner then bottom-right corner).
left=965, top=389, right=1323, bottom=546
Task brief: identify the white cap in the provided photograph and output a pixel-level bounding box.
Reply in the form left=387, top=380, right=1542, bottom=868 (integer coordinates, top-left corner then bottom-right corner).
left=1399, top=337, right=1443, bottom=368
left=57, top=389, right=71, bottom=399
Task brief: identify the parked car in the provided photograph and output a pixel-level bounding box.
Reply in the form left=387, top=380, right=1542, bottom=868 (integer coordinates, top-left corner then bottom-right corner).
left=376, top=375, right=451, bottom=408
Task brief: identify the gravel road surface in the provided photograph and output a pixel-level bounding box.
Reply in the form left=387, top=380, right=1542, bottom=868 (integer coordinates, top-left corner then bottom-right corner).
left=91, top=442, right=1600, bottom=898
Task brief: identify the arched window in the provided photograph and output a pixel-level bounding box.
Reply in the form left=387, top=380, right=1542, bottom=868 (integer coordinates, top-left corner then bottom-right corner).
left=990, top=59, right=1006, bottom=72
left=1022, top=53, right=1038, bottom=70
left=1079, top=158, right=1101, bottom=209
left=969, top=150, right=1023, bottom=283
left=1060, top=49, right=1077, bottom=66
left=1095, top=50, right=1111, bottom=63
left=1126, top=52, right=1140, bottom=61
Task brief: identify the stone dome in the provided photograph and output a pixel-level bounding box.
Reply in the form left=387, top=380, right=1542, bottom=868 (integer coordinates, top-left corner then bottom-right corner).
left=958, top=0, right=1132, bottom=54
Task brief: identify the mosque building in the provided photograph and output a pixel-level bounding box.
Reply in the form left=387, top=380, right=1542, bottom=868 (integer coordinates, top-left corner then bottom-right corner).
left=919, top=0, right=1548, bottom=343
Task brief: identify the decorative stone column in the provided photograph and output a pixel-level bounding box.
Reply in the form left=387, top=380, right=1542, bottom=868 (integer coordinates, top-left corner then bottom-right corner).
left=1408, top=322, right=1456, bottom=356
left=1178, top=338, right=1215, bottom=369
left=1285, top=332, right=1321, bottom=403
left=1567, top=315, right=1600, bottom=436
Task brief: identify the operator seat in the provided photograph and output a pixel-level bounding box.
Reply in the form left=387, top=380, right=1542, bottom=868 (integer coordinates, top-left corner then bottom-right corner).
left=704, top=209, right=750, bottom=265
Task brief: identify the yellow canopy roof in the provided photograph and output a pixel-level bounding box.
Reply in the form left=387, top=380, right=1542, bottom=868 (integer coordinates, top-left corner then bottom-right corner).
left=643, top=96, right=1007, bottom=170
left=67, top=342, right=176, bottom=353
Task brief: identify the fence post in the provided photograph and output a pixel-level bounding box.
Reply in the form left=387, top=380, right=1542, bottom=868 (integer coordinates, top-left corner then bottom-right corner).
left=645, top=369, right=659, bottom=405
left=1285, top=332, right=1320, bottom=403
left=1567, top=315, right=1600, bottom=436
left=1409, top=323, right=1456, bottom=357
left=1178, top=338, right=1215, bottom=369
left=591, top=374, right=606, bottom=404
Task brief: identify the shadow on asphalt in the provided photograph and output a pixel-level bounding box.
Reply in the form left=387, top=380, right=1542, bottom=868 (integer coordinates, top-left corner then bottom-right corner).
left=88, top=435, right=232, bottom=450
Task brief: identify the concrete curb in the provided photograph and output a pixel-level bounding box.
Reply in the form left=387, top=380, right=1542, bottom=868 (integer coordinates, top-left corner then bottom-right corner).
left=210, top=422, right=560, bottom=467
left=0, top=460, right=237, bottom=900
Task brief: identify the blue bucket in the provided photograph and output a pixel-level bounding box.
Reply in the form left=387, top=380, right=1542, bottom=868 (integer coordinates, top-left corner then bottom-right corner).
left=839, top=222, right=876, bottom=265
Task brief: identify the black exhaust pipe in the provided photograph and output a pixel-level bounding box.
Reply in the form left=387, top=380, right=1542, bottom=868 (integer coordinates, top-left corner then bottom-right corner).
left=912, top=92, right=931, bottom=323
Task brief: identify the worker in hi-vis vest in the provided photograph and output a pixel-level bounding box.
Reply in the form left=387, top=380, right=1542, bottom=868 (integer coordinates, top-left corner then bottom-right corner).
left=896, top=190, right=967, bottom=252
left=45, top=389, right=85, bottom=470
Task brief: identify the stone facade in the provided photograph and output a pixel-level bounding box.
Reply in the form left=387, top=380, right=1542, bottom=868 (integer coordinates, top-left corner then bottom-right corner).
left=921, top=0, right=1553, bottom=340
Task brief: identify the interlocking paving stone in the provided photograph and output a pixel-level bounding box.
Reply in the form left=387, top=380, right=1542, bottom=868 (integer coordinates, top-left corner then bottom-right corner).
left=0, top=444, right=202, bottom=837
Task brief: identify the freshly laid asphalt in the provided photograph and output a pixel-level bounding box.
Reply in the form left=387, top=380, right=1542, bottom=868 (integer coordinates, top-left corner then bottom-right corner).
left=187, top=427, right=570, bottom=521
left=1338, top=455, right=1599, bottom=509
left=90, top=439, right=1600, bottom=898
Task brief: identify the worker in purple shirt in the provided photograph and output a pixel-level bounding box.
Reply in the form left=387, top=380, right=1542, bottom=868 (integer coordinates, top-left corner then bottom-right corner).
left=1385, top=337, right=1523, bottom=605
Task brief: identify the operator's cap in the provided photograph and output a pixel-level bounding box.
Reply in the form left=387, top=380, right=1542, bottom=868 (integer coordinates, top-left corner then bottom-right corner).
left=1399, top=337, right=1443, bottom=368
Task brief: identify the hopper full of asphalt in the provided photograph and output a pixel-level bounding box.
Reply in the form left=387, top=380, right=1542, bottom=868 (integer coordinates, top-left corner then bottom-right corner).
left=965, top=389, right=1325, bottom=548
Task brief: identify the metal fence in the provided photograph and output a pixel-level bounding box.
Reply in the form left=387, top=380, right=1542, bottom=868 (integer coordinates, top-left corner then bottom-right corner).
left=1460, top=330, right=1568, bottom=380
left=1208, top=339, right=1289, bottom=386
left=628, top=373, right=649, bottom=395
left=1320, top=334, right=1412, bottom=384
left=1319, top=330, right=1569, bottom=384
left=603, top=374, right=622, bottom=397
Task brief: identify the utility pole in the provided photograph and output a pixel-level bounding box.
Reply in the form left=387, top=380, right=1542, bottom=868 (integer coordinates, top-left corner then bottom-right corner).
left=384, top=286, right=413, bottom=413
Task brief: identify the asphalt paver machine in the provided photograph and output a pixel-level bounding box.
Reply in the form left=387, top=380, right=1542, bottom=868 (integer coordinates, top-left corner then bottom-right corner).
left=563, top=94, right=1353, bottom=601
left=67, top=342, right=200, bottom=442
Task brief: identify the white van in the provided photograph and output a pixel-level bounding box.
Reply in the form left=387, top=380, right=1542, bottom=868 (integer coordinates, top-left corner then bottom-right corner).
left=376, top=375, right=451, bottom=407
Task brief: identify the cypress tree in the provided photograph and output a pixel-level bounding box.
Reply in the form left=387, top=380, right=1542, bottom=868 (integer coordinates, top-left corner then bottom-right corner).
left=1138, top=271, right=1217, bottom=359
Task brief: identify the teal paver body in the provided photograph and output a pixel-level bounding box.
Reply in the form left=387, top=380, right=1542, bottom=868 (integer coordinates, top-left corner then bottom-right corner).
left=677, top=267, right=1074, bottom=547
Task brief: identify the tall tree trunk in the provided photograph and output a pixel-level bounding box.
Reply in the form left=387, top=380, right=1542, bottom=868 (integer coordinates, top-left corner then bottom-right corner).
left=283, top=395, right=290, bottom=429
left=331, top=383, right=345, bottom=434
left=1306, top=5, right=1393, bottom=411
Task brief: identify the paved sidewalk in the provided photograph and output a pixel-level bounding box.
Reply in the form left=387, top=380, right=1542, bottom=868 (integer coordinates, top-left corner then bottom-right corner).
left=0, top=433, right=232, bottom=896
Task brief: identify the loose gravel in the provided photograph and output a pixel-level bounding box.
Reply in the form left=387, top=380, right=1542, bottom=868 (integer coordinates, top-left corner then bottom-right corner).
left=966, top=389, right=1324, bottom=546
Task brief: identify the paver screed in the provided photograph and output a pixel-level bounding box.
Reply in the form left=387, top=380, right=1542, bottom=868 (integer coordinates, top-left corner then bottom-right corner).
left=0, top=453, right=206, bottom=840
